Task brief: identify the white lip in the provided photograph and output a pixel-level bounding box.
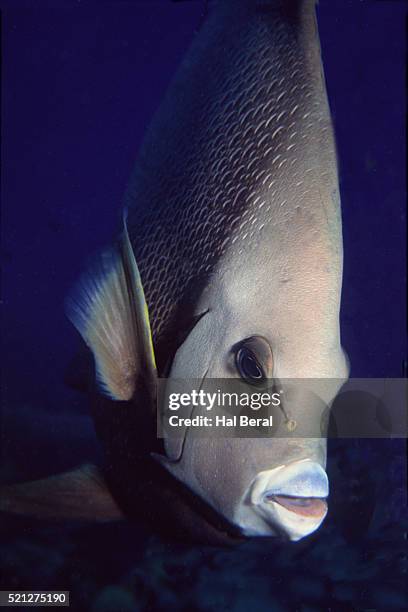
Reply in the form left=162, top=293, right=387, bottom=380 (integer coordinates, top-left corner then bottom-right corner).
left=251, top=459, right=329, bottom=502
left=235, top=460, right=329, bottom=541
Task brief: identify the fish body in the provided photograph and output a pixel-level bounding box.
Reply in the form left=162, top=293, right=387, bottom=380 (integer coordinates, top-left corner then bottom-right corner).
left=125, top=0, right=344, bottom=377
left=119, top=0, right=348, bottom=539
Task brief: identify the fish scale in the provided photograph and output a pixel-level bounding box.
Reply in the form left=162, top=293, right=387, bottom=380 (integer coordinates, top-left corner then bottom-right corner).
left=124, top=1, right=333, bottom=371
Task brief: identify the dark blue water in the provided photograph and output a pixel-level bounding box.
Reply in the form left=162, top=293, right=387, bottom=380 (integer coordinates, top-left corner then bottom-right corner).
left=1, top=1, right=406, bottom=610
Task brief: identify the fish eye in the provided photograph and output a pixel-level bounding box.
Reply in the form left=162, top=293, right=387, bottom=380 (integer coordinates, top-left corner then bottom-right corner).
left=235, top=336, right=273, bottom=385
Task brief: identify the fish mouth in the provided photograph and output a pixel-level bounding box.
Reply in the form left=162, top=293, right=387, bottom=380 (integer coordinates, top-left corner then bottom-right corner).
left=265, top=494, right=327, bottom=518
left=257, top=460, right=329, bottom=539
left=235, top=460, right=329, bottom=540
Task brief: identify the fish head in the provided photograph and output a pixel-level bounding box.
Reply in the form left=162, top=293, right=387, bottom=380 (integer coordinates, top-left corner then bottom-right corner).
left=157, top=266, right=349, bottom=540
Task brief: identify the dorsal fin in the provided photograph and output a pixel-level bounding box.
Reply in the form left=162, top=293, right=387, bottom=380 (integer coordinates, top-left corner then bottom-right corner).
left=66, top=215, right=156, bottom=401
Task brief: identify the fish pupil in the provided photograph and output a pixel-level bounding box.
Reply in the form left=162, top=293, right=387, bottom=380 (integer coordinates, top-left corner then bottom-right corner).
left=237, top=347, right=265, bottom=382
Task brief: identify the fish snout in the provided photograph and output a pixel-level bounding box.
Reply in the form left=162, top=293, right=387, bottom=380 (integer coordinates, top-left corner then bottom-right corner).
left=239, top=460, right=329, bottom=541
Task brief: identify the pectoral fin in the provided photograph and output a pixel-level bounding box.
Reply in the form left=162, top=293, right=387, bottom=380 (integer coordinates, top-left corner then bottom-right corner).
left=0, top=465, right=124, bottom=522
left=66, top=214, right=156, bottom=401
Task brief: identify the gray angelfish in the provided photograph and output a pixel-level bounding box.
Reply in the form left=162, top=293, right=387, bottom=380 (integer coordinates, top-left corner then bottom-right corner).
left=1, top=0, right=349, bottom=543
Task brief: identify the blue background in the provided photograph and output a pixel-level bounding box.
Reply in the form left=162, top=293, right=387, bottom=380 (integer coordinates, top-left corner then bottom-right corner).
left=1, top=1, right=406, bottom=610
